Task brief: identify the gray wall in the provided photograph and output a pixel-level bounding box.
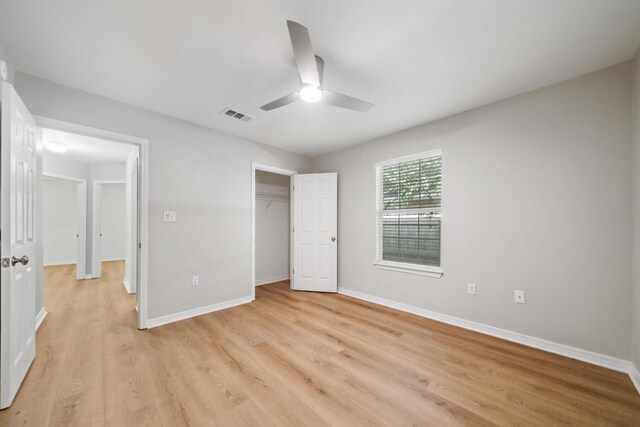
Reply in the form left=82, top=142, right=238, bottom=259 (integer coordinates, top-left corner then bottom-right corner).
left=314, top=63, right=633, bottom=359
left=15, top=72, right=312, bottom=319
left=43, top=178, right=78, bottom=265
left=632, top=49, right=640, bottom=368
left=43, top=152, right=89, bottom=179
left=99, top=183, right=126, bottom=261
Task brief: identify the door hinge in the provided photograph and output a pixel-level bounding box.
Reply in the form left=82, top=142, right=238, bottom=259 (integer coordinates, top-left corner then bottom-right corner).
left=1, top=258, right=10, bottom=268
left=292, top=185, right=295, bottom=191
left=139, top=243, right=142, bottom=249
left=292, top=227, right=295, bottom=232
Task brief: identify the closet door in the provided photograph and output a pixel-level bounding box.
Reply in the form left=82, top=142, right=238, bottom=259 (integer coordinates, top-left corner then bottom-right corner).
left=292, top=173, right=337, bottom=292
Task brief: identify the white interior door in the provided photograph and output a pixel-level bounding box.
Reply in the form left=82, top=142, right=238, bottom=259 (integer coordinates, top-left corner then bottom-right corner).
left=292, top=173, right=337, bottom=292
left=92, top=183, right=102, bottom=278
left=0, top=82, right=39, bottom=409
left=76, top=181, right=87, bottom=280
left=130, top=155, right=138, bottom=294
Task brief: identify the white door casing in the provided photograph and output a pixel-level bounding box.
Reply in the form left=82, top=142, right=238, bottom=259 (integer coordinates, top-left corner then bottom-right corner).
left=292, top=173, right=337, bottom=292
left=0, top=82, right=39, bottom=409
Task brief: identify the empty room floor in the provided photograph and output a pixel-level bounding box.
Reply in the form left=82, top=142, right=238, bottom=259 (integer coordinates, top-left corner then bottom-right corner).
left=1, top=266, right=639, bottom=426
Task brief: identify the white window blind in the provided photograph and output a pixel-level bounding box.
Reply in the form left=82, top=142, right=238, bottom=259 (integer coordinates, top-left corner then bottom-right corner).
left=376, top=150, right=442, bottom=270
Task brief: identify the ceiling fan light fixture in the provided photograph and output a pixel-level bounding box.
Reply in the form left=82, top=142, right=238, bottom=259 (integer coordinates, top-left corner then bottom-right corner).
left=259, top=21, right=373, bottom=112
left=44, top=141, right=69, bottom=153
left=299, top=85, right=322, bottom=102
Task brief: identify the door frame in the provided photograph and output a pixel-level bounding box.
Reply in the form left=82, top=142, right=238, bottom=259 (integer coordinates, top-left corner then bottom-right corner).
left=42, top=172, right=87, bottom=280
left=92, top=180, right=126, bottom=279
left=251, top=163, right=296, bottom=300
left=34, top=116, right=150, bottom=329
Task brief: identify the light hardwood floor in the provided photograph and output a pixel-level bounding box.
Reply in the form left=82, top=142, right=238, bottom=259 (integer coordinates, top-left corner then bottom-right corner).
left=1, top=261, right=639, bottom=426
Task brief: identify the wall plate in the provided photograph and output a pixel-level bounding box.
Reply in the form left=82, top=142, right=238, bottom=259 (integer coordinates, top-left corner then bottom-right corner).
left=163, top=210, right=177, bottom=222
left=467, top=283, right=476, bottom=295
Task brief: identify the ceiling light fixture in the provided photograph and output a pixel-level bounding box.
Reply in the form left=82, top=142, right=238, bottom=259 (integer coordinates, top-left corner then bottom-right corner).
left=44, top=141, right=69, bottom=153
left=299, top=85, right=322, bottom=102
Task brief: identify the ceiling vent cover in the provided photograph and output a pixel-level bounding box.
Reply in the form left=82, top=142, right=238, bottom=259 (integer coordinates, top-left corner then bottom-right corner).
left=221, top=108, right=253, bottom=122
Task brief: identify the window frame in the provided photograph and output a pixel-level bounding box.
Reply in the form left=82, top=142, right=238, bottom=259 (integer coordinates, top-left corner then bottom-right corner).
left=374, top=149, right=444, bottom=278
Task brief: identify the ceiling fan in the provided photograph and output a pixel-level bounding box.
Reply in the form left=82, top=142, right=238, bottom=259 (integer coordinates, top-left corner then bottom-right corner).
left=260, top=20, right=374, bottom=113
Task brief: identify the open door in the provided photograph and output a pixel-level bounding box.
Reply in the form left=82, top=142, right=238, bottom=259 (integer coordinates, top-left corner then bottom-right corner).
left=75, top=180, right=87, bottom=280
left=92, top=183, right=102, bottom=278
left=0, top=82, right=39, bottom=409
left=128, top=151, right=139, bottom=295
left=292, top=173, right=337, bottom=292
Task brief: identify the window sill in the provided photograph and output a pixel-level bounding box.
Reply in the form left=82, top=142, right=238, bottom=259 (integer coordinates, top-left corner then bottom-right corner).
left=373, top=261, right=444, bottom=278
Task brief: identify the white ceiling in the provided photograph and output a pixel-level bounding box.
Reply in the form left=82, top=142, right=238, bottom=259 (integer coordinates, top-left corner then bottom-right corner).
left=42, top=128, right=132, bottom=164
left=2, top=1, right=640, bottom=157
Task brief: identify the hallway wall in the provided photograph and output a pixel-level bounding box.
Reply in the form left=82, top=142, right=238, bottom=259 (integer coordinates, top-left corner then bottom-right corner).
left=99, top=183, right=126, bottom=261
left=43, top=178, right=78, bottom=265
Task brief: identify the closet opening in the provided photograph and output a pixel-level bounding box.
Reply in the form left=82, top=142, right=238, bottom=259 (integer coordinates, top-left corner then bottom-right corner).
left=251, top=163, right=296, bottom=300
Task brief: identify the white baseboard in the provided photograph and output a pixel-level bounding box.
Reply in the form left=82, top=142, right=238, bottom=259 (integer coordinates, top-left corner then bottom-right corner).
left=146, top=295, right=253, bottom=329
left=35, top=307, right=48, bottom=331
left=337, top=286, right=640, bottom=394
left=101, top=258, right=125, bottom=262
left=123, top=278, right=134, bottom=294
left=255, top=275, right=289, bottom=286
left=630, top=364, right=640, bottom=394
left=44, top=261, right=76, bottom=267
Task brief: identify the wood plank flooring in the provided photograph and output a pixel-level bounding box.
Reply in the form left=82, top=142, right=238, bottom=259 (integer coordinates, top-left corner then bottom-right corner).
left=1, top=262, right=639, bottom=426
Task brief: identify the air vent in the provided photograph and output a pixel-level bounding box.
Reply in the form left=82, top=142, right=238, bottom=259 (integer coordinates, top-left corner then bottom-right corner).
left=221, top=108, right=253, bottom=122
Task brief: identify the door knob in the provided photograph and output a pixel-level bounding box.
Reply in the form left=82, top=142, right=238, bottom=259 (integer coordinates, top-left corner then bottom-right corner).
left=331, top=236, right=336, bottom=242
left=11, top=255, right=29, bottom=266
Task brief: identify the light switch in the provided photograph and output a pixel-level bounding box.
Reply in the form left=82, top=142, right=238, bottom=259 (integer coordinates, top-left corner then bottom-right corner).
left=163, top=210, right=177, bottom=222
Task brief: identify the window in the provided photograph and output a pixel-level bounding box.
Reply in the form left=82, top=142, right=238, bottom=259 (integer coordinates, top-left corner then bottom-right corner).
left=375, top=149, right=443, bottom=277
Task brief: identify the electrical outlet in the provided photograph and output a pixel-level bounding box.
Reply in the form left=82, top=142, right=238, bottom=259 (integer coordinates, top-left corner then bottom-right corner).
left=514, top=290, right=526, bottom=304
left=467, top=283, right=476, bottom=295
left=192, top=276, right=199, bottom=286
left=163, top=210, right=177, bottom=222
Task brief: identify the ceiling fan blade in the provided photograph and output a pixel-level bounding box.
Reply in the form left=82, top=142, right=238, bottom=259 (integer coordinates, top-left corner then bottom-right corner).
left=287, top=20, right=320, bottom=87
left=260, top=92, right=300, bottom=111
left=321, top=90, right=374, bottom=112
left=315, top=55, right=324, bottom=87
